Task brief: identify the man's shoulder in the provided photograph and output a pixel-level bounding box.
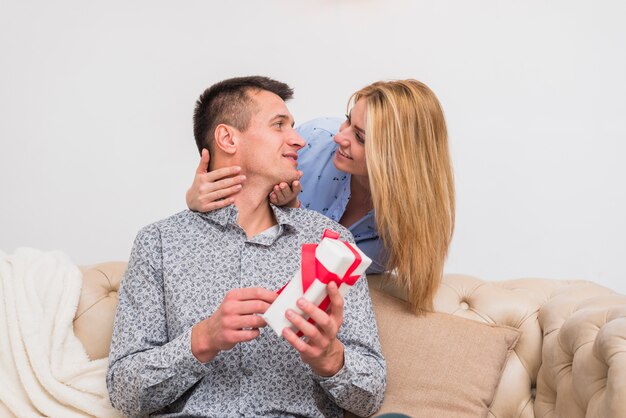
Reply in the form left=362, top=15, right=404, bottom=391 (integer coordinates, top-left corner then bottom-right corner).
left=284, top=207, right=354, bottom=243
left=135, top=210, right=199, bottom=239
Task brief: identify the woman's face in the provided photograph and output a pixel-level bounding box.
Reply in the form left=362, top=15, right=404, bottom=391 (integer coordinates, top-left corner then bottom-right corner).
left=333, top=98, right=368, bottom=177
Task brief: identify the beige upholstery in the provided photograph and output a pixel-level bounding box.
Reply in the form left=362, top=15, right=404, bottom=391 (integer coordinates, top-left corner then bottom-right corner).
left=76, top=262, right=126, bottom=361
left=370, top=274, right=626, bottom=418
left=75, top=263, right=626, bottom=417
left=364, top=289, right=520, bottom=418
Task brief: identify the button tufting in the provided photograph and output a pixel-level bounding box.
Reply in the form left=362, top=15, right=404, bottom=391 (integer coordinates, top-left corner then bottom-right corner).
left=460, top=301, right=469, bottom=310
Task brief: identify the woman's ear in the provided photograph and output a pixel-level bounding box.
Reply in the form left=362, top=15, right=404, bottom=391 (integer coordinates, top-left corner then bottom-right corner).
left=214, top=124, right=238, bottom=155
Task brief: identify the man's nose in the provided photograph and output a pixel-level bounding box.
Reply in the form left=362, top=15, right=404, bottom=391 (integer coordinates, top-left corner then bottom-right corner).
left=288, top=129, right=306, bottom=150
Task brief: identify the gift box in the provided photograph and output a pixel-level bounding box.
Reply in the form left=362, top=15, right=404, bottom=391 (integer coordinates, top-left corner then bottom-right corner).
left=263, top=229, right=372, bottom=336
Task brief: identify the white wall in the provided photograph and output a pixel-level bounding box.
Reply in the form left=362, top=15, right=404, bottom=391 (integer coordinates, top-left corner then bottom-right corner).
left=2, top=0, right=625, bottom=293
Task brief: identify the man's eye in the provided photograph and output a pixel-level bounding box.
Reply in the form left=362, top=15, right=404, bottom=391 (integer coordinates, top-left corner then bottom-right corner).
left=274, top=122, right=283, bottom=128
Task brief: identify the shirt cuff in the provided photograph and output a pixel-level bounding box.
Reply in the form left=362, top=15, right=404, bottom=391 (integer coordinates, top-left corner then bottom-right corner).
left=312, top=346, right=356, bottom=394
left=170, top=327, right=212, bottom=376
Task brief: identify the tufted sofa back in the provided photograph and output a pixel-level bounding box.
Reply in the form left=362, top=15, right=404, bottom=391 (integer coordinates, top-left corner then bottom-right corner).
left=75, top=263, right=626, bottom=418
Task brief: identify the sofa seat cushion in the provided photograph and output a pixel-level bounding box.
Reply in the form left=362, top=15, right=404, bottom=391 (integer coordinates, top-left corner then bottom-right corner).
left=368, top=288, right=520, bottom=418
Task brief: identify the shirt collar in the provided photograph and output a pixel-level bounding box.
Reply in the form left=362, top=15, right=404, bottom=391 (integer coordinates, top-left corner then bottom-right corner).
left=195, top=204, right=238, bottom=227
left=269, top=203, right=299, bottom=232
left=195, top=203, right=299, bottom=237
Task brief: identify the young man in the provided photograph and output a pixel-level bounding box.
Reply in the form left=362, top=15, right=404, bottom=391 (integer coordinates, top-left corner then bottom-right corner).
left=107, top=76, right=386, bottom=417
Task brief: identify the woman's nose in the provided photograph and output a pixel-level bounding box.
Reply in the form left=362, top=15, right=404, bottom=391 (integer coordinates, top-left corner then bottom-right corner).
left=333, top=129, right=350, bottom=146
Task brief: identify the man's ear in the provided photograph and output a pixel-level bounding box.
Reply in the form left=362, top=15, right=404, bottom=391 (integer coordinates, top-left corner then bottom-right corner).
left=213, top=124, right=238, bottom=155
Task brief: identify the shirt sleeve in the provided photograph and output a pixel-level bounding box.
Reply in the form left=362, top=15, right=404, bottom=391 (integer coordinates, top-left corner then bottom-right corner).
left=106, top=225, right=211, bottom=417
left=358, top=236, right=387, bottom=275
left=312, top=229, right=387, bottom=417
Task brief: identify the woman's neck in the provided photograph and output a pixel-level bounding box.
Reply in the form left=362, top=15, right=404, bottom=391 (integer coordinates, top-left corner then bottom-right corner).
left=349, top=174, right=372, bottom=207
left=339, top=174, right=373, bottom=228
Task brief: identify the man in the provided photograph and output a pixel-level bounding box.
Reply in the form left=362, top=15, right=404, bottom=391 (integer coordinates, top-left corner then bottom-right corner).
left=107, top=76, right=386, bottom=417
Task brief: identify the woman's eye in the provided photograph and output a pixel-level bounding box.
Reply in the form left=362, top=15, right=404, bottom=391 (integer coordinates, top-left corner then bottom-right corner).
left=355, top=133, right=365, bottom=144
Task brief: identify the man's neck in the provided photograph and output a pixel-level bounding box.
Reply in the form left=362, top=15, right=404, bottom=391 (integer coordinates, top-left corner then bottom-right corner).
left=232, top=178, right=277, bottom=238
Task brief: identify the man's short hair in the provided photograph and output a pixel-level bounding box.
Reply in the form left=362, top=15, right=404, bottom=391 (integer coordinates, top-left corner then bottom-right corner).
left=193, top=76, right=294, bottom=155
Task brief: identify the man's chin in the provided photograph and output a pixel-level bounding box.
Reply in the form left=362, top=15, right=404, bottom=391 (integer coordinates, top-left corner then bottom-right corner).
left=275, top=170, right=300, bottom=186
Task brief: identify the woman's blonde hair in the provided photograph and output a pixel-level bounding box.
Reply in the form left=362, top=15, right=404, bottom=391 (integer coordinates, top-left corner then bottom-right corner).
left=351, top=80, right=455, bottom=313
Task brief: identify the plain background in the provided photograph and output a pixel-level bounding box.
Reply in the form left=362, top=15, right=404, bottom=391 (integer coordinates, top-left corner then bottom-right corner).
left=1, top=0, right=625, bottom=293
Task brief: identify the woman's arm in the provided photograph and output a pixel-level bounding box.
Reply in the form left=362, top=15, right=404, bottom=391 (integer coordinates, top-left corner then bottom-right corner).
left=186, top=149, right=246, bottom=212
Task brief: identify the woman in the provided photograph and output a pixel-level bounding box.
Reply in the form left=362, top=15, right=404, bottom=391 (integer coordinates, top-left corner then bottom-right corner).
left=186, top=80, right=455, bottom=313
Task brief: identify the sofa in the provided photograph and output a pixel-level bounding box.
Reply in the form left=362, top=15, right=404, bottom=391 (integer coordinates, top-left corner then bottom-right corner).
left=74, top=262, right=626, bottom=418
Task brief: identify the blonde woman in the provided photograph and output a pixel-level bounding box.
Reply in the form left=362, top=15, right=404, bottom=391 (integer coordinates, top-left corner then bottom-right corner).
left=186, top=79, right=455, bottom=313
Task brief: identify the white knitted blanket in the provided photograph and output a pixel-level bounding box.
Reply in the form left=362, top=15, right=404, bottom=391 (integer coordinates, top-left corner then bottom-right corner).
left=0, top=248, right=120, bottom=417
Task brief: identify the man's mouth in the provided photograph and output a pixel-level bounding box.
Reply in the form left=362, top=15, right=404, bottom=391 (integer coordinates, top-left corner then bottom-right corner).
left=337, top=149, right=353, bottom=160
left=283, top=152, right=298, bottom=163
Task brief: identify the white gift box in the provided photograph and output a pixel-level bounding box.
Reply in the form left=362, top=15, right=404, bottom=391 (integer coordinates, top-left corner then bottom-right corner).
left=263, top=233, right=372, bottom=336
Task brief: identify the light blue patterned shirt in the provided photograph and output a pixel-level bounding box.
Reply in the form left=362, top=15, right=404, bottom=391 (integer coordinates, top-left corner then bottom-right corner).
left=296, top=118, right=386, bottom=273
left=107, top=205, right=386, bottom=418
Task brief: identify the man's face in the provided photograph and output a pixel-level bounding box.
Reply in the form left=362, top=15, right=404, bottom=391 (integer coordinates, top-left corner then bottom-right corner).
left=237, top=90, right=305, bottom=186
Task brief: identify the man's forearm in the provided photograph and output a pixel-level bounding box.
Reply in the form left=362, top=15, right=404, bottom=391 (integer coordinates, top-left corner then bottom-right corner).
left=107, top=328, right=209, bottom=417
left=316, top=345, right=387, bottom=417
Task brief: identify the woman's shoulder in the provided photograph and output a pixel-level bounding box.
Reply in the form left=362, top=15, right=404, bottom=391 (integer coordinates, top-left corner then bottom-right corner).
left=296, top=117, right=343, bottom=141
left=297, top=117, right=342, bottom=161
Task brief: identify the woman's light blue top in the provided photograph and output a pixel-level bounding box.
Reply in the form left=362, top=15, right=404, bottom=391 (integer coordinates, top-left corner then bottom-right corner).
left=296, top=117, right=385, bottom=274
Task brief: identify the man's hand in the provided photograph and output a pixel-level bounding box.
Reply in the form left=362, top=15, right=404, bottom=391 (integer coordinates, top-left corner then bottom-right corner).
left=269, top=170, right=303, bottom=208
left=191, top=287, right=277, bottom=363
left=186, top=148, right=247, bottom=212
left=282, top=281, right=345, bottom=376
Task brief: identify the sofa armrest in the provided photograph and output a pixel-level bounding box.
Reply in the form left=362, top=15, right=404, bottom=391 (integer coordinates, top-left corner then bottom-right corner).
left=74, top=262, right=127, bottom=360
left=536, top=290, right=626, bottom=418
